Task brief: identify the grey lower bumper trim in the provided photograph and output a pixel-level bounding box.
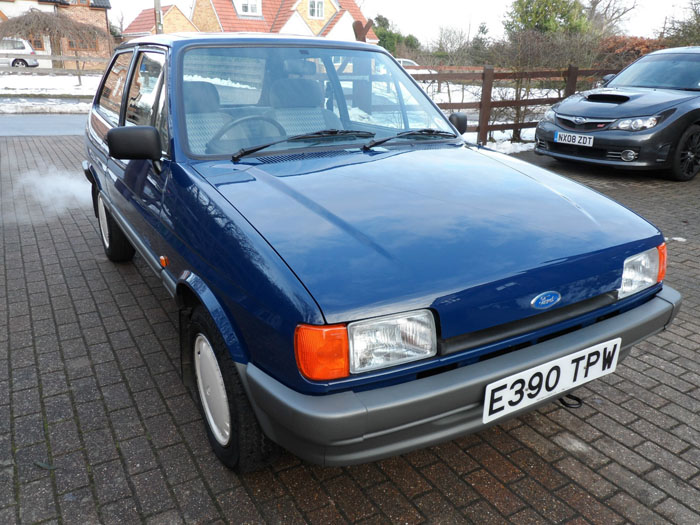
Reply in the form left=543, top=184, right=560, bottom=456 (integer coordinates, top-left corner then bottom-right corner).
left=244, top=286, right=681, bottom=466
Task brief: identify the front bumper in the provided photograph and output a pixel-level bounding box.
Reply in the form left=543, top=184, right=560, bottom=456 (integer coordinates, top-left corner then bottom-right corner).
left=535, top=121, right=676, bottom=169
left=240, top=286, right=681, bottom=466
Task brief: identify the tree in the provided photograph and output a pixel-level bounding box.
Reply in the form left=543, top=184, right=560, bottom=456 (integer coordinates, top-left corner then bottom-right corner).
left=663, top=0, right=700, bottom=46
left=371, top=14, right=421, bottom=55
left=585, top=0, right=637, bottom=35
left=504, top=0, right=591, bottom=34
left=0, top=9, right=109, bottom=84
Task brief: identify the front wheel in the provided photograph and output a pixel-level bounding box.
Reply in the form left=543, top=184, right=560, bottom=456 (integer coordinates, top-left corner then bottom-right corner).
left=12, top=59, right=28, bottom=67
left=669, top=124, right=700, bottom=181
left=188, top=306, right=279, bottom=472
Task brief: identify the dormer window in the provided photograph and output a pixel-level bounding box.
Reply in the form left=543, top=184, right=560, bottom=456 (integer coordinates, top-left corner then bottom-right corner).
left=308, top=0, right=324, bottom=19
left=236, top=0, right=260, bottom=16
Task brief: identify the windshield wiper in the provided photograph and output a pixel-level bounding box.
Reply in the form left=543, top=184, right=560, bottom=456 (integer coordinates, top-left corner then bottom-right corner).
left=362, top=128, right=458, bottom=151
left=232, top=129, right=375, bottom=162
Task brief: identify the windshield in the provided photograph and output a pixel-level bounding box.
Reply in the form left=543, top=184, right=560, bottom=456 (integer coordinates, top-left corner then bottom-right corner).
left=608, top=53, right=700, bottom=90
left=180, top=45, right=453, bottom=156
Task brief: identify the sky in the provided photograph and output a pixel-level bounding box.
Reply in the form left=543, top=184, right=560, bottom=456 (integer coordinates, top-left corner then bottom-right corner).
left=109, top=0, right=691, bottom=45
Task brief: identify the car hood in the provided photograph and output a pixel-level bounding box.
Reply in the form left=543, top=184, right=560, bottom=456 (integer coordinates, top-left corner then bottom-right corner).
left=556, top=86, right=699, bottom=118
left=197, top=145, right=661, bottom=337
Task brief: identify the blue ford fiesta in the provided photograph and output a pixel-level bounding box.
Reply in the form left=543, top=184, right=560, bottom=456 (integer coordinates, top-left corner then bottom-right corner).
left=84, top=33, right=681, bottom=471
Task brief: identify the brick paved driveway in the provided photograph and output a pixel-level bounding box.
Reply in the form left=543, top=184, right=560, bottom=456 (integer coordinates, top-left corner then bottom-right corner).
left=1, top=136, right=699, bottom=524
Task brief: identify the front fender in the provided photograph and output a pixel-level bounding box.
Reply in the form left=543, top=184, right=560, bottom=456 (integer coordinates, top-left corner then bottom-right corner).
left=176, top=272, right=249, bottom=385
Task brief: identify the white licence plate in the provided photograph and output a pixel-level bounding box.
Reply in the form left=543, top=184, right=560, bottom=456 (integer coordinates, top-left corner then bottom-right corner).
left=483, top=338, right=621, bottom=424
left=554, top=131, right=594, bottom=147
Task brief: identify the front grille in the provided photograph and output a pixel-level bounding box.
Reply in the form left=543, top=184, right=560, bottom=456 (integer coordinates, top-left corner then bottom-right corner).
left=441, top=293, right=616, bottom=357
left=556, top=116, right=614, bottom=131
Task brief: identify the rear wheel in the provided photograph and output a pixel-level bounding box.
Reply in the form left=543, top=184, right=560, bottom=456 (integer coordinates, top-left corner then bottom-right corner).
left=97, top=196, right=135, bottom=262
left=188, top=305, right=279, bottom=472
left=12, top=59, right=28, bottom=67
left=669, top=124, right=700, bottom=181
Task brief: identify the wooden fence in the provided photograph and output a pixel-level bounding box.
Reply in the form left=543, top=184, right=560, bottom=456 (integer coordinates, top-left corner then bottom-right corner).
left=408, top=65, right=618, bottom=144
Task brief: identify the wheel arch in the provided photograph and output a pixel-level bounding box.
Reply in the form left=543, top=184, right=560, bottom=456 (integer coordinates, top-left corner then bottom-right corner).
left=176, top=273, right=248, bottom=384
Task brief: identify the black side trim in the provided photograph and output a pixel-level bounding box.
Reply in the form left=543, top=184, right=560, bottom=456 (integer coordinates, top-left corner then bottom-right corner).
left=440, top=292, right=617, bottom=356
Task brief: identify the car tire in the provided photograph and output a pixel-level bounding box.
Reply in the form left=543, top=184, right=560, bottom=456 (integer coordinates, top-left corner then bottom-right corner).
left=12, top=59, right=28, bottom=67
left=97, top=195, right=135, bottom=262
left=188, top=305, right=279, bottom=472
left=669, top=124, right=700, bottom=181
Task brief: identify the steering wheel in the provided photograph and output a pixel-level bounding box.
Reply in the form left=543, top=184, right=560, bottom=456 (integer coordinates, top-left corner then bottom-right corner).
left=206, top=116, right=286, bottom=150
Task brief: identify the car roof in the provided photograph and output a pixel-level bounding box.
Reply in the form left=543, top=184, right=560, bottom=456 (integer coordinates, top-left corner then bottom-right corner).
left=648, top=46, right=700, bottom=55
left=117, top=32, right=380, bottom=53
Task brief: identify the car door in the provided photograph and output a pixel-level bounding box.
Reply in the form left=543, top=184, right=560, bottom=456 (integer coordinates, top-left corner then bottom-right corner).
left=87, top=49, right=135, bottom=203
left=109, top=48, right=169, bottom=260
left=0, top=40, right=12, bottom=67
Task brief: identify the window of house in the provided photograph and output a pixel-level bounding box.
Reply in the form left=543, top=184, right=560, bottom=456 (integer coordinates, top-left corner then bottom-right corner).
left=125, top=51, right=165, bottom=127
left=30, top=37, right=44, bottom=51
left=96, top=51, right=133, bottom=126
left=68, top=39, right=97, bottom=51
left=236, top=0, right=260, bottom=15
left=309, top=0, right=324, bottom=19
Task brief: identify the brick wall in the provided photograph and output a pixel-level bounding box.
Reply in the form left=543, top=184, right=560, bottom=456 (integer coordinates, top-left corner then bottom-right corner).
left=59, top=5, right=113, bottom=71
left=192, top=0, right=223, bottom=32
left=163, top=7, right=198, bottom=33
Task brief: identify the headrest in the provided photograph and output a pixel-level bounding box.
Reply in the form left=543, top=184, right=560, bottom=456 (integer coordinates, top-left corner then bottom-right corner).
left=270, top=78, right=323, bottom=108
left=283, top=59, right=316, bottom=76
left=183, top=81, right=220, bottom=114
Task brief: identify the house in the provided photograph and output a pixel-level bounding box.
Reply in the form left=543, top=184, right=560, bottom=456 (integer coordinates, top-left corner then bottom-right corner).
left=0, top=0, right=61, bottom=66
left=57, top=0, right=112, bottom=70
left=190, top=0, right=378, bottom=43
left=122, top=5, right=198, bottom=39
left=0, top=0, right=112, bottom=68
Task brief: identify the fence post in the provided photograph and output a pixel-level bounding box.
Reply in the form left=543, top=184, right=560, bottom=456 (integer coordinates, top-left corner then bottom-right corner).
left=478, top=65, right=494, bottom=145
left=564, top=64, right=579, bottom=98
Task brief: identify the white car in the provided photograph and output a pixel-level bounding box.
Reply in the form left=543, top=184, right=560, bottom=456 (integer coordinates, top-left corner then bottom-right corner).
left=0, top=38, right=39, bottom=68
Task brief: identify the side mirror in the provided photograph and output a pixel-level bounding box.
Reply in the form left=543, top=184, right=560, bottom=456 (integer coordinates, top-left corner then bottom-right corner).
left=599, top=73, right=615, bottom=87
left=107, top=126, right=161, bottom=161
left=449, top=112, right=468, bottom=135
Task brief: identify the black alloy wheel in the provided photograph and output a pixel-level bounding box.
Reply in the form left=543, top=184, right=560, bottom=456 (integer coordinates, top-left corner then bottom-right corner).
left=670, top=124, right=700, bottom=181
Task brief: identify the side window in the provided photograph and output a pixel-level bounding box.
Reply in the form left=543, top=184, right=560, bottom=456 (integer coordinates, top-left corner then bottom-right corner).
left=97, top=52, right=133, bottom=126
left=125, top=51, right=165, bottom=126
left=154, top=82, right=170, bottom=154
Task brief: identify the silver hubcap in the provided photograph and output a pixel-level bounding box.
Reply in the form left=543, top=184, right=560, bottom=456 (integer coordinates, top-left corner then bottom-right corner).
left=97, top=197, right=110, bottom=249
left=194, top=334, right=231, bottom=446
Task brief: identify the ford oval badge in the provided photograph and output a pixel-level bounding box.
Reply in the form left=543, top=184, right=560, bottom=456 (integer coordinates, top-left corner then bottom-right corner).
left=531, top=291, right=562, bottom=310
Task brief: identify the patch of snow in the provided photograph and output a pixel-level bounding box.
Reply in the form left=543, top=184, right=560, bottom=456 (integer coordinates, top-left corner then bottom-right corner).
left=0, top=100, right=90, bottom=114
left=0, top=72, right=100, bottom=97
left=463, top=127, right=536, bottom=153
left=670, top=237, right=687, bottom=242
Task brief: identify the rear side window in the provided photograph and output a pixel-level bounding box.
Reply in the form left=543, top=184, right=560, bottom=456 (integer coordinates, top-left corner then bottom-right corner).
left=97, top=52, right=133, bottom=126
left=125, top=51, right=165, bottom=126
left=0, top=40, right=24, bottom=50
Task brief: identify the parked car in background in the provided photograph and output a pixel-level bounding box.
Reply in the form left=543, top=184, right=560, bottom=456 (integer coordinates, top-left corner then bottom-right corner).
left=0, top=38, right=39, bottom=68
left=396, top=58, right=419, bottom=68
left=84, top=33, right=681, bottom=472
left=536, top=47, right=700, bottom=181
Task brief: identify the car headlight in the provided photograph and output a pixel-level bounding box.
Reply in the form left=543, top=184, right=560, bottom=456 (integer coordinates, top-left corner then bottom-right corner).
left=543, top=109, right=556, bottom=123
left=295, top=309, right=437, bottom=380
left=349, top=310, right=437, bottom=373
left=610, top=116, right=658, bottom=131
left=618, top=244, right=667, bottom=299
